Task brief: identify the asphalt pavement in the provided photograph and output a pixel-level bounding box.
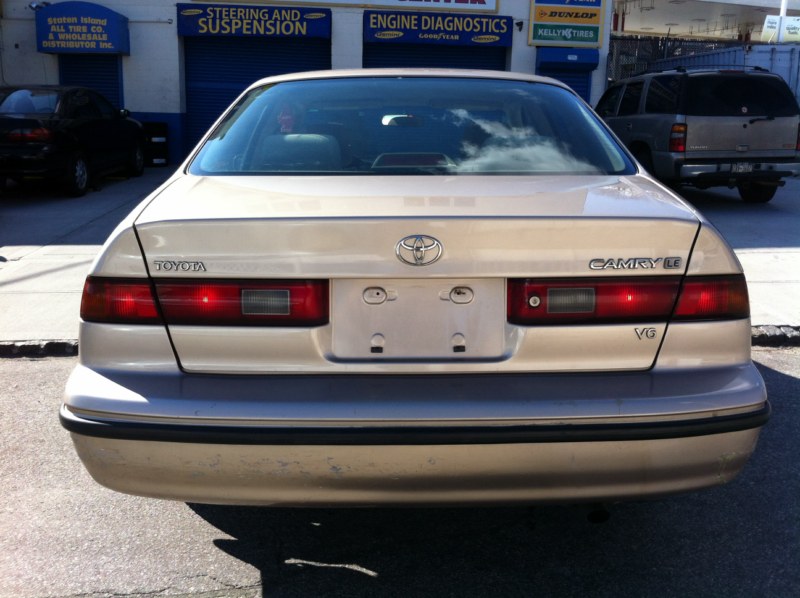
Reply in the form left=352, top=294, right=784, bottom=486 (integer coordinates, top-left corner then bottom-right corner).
left=0, top=169, right=798, bottom=356
left=3, top=347, right=799, bottom=597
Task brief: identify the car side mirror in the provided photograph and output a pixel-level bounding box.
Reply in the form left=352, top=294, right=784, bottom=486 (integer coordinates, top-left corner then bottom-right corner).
left=119, top=108, right=130, bottom=118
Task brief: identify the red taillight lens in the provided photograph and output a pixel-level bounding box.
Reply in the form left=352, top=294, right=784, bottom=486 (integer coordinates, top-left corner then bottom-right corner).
left=669, top=123, right=687, bottom=153
left=508, top=278, right=681, bottom=325
left=508, top=274, right=749, bottom=325
left=81, top=277, right=330, bottom=326
left=796, top=124, right=800, bottom=151
left=81, top=278, right=161, bottom=324
left=7, top=127, right=53, bottom=142
left=155, top=280, right=329, bottom=326
left=673, top=275, right=749, bottom=320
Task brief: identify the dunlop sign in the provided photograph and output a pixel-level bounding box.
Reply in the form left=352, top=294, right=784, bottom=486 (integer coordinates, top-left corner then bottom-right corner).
left=529, top=0, right=604, bottom=48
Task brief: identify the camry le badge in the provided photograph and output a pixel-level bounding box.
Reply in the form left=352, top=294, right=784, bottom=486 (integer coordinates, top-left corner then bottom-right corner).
left=396, top=235, right=443, bottom=266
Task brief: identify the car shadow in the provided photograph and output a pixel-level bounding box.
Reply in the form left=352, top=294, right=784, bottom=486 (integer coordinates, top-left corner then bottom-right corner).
left=186, top=356, right=799, bottom=597
left=188, top=502, right=613, bottom=597
left=1, top=173, right=130, bottom=200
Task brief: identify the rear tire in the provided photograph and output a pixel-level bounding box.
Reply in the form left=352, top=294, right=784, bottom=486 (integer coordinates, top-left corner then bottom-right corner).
left=632, top=147, right=654, bottom=175
left=737, top=181, right=778, bottom=203
left=63, top=154, right=90, bottom=197
left=126, top=143, right=145, bottom=178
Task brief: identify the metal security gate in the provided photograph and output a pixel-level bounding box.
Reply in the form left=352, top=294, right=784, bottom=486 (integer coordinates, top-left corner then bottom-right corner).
left=58, top=54, right=123, bottom=108
left=363, top=43, right=507, bottom=71
left=536, top=70, right=591, bottom=101
left=535, top=48, right=599, bottom=103
left=183, top=36, right=331, bottom=147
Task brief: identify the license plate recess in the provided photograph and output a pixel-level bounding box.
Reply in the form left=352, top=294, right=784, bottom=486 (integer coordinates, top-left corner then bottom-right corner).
left=331, top=279, right=505, bottom=359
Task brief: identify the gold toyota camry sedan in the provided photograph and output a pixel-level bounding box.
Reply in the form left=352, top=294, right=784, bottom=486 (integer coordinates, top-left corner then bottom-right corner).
left=61, top=70, right=769, bottom=506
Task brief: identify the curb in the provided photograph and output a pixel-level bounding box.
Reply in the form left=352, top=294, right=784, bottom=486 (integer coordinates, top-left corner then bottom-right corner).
left=751, top=325, right=800, bottom=348
left=0, top=340, right=79, bottom=358
left=1, top=327, right=798, bottom=358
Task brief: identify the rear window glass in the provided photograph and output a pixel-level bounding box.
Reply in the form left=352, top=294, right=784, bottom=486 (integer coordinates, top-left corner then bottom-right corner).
left=645, top=75, right=681, bottom=114
left=686, top=74, right=800, bottom=117
left=0, top=89, right=59, bottom=114
left=189, top=77, right=634, bottom=176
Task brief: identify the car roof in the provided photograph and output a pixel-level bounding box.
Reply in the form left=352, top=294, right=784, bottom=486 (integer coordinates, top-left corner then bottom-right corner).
left=617, top=66, right=776, bottom=82
left=242, top=68, right=574, bottom=94
left=0, top=85, right=88, bottom=93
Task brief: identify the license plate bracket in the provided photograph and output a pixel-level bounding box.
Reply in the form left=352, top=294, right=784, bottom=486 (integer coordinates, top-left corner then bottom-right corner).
left=331, top=279, right=505, bottom=359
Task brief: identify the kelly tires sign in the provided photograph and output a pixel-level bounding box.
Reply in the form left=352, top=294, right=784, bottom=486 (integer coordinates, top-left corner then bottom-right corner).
left=529, top=0, right=604, bottom=48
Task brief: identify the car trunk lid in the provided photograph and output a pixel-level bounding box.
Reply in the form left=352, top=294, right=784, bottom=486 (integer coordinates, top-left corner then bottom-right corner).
left=133, top=175, right=701, bottom=373
left=685, top=114, right=798, bottom=154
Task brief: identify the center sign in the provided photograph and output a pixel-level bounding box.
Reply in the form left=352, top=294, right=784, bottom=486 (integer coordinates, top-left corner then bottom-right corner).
left=529, top=0, right=604, bottom=48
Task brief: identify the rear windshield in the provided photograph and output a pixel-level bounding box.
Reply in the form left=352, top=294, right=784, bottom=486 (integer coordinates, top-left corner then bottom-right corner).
left=189, top=77, right=634, bottom=176
left=686, top=74, right=800, bottom=117
left=0, top=89, right=59, bottom=115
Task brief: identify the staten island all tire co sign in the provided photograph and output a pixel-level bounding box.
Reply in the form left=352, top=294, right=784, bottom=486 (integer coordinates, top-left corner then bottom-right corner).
left=529, top=0, right=604, bottom=47
left=35, top=1, right=129, bottom=54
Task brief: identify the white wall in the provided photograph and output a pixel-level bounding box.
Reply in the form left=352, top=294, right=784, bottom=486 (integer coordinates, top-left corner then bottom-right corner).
left=118, top=1, right=183, bottom=113
left=0, top=2, right=59, bottom=85
left=331, top=8, right=364, bottom=70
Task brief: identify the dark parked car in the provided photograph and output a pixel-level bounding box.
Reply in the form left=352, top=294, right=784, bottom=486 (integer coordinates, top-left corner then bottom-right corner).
left=0, top=85, right=145, bottom=196
left=596, top=68, right=800, bottom=203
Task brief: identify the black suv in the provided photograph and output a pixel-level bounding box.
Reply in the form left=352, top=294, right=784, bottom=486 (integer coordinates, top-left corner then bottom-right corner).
left=596, top=68, right=800, bottom=203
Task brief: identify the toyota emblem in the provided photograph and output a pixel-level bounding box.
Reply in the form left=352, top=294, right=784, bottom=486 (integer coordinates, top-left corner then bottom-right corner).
left=395, top=235, right=443, bottom=266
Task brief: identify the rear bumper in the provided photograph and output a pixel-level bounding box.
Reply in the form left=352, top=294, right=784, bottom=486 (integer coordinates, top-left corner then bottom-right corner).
left=680, top=162, right=800, bottom=182
left=0, top=147, right=66, bottom=178
left=61, top=364, right=768, bottom=506
left=651, top=151, right=800, bottom=183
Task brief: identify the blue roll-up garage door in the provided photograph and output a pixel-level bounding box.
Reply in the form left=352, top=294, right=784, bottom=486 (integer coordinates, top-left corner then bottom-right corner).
left=183, top=36, right=331, bottom=147
left=363, top=43, right=507, bottom=71
left=535, top=48, right=599, bottom=103
left=541, top=71, right=592, bottom=101
left=59, top=54, right=123, bottom=109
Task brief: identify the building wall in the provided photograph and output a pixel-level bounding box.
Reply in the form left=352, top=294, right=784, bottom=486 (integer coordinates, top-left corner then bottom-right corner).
left=2, top=0, right=613, bottom=163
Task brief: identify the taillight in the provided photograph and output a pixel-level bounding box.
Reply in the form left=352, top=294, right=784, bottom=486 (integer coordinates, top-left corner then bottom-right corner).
left=796, top=123, right=800, bottom=151
left=155, top=280, right=329, bottom=326
left=507, top=274, right=749, bottom=325
left=7, top=127, right=53, bottom=142
left=81, top=277, right=329, bottom=326
left=508, top=277, right=681, bottom=325
left=673, top=275, right=749, bottom=320
left=669, top=123, right=687, bottom=153
left=81, top=278, right=161, bottom=324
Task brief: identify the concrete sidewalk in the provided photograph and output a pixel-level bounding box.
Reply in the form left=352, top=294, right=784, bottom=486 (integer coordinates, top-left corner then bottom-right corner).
left=1, top=171, right=798, bottom=356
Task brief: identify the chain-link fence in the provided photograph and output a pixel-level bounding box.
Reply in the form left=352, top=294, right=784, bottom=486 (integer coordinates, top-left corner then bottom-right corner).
left=607, top=35, right=743, bottom=82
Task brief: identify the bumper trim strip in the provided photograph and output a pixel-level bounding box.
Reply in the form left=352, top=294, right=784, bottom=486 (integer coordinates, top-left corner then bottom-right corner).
left=60, top=402, right=770, bottom=446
